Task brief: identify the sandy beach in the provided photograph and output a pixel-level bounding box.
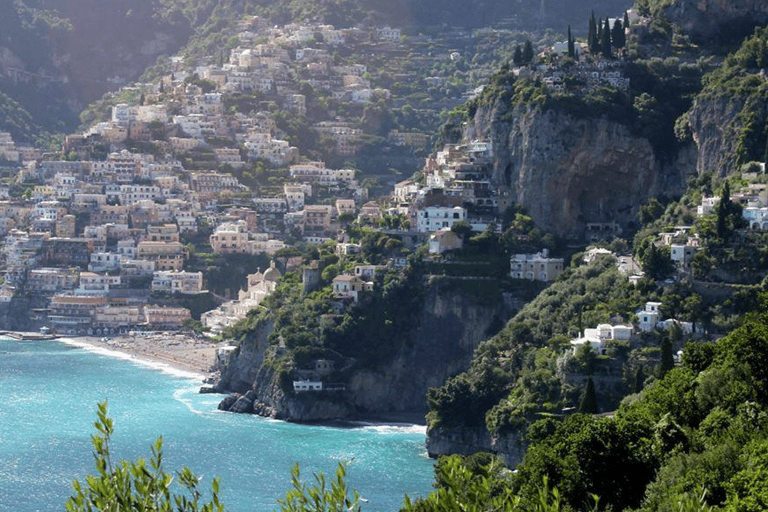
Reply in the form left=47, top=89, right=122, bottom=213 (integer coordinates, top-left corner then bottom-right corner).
left=62, top=332, right=220, bottom=381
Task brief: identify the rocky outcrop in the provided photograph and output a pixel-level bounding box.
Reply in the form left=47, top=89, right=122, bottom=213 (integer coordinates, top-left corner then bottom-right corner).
left=0, top=296, right=43, bottom=331
left=219, top=362, right=355, bottom=421
left=663, top=0, right=768, bottom=44
left=426, top=425, right=528, bottom=467
left=214, top=318, right=274, bottom=394
left=346, top=283, right=505, bottom=412
left=215, top=282, right=513, bottom=422
left=464, top=102, right=694, bottom=238
left=686, top=95, right=745, bottom=177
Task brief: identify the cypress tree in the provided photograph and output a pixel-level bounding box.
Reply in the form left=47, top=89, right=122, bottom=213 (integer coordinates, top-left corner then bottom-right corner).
left=595, top=15, right=603, bottom=52
left=623, top=10, right=630, bottom=29
left=513, top=45, right=523, bottom=65
left=567, top=25, right=575, bottom=58
left=589, top=11, right=598, bottom=53
left=602, top=18, right=612, bottom=57
left=763, top=133, right=768, bottom=166
left=634, top=365, right=645, bottom=393
left=522, top=40, right=534, bottom=64
left=578, top=377, right=599, bottom=414
left=612, top=19, right=625, bottom=49
left=716, top=181, right=731, bottom=239
left=659, top=337, right=675, bottom=378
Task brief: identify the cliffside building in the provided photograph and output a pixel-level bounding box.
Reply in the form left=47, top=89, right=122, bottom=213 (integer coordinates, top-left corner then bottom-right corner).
left=510, top=250, right=563, bottom=282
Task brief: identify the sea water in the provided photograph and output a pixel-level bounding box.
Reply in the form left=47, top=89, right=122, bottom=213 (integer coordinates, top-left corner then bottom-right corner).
left=0, top=337, right=435, bottom=512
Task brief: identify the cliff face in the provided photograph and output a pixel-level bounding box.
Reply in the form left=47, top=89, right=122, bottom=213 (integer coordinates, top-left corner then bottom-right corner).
left=663, top=0, right=768, bottom=43
left=464, top=101, right=695, bottom=238
left=687, top=95, right=746, bottom=177
left=426, top=426, right=527, bottom=468
left=0, top=297, right=36, bottom=331
left=215, top=318, right=274, bottom=394
left=216, top=283, right=511, bottom=421
left=346, top=284, right=505, bottom=412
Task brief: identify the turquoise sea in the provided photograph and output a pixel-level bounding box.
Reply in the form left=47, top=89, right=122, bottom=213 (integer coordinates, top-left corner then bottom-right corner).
left=0, top=337, right=435, bottom=512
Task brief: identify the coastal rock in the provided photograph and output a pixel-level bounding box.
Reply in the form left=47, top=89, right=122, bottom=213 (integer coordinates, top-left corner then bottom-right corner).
left=215, top=319, right=273, bottom=394
left=229, top=390, right=256, bottom=414
left=347, top=283, right=506, bottom=412
left=426, top=425, right=527, bottom=467
left=215, top=283, right=512, bottom=422
left=218, top=394, right=239, bottom=411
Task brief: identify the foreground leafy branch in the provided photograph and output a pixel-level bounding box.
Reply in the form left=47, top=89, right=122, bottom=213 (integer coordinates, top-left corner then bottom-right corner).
left=65, top=401, right=225, bottom=512
left=277, top=462, right=361, bottom=512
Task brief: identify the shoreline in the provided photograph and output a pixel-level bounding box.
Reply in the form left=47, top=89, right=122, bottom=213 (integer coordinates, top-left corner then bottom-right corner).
left=54, top=332, right=219, bottom=382
left=3, top=332, right=430, bottom=428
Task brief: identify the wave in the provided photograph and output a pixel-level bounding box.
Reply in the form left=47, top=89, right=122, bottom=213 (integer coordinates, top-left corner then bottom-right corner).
left=357, top=423, right=427, bottom=435
left=56, top=337, right=206, bottom=382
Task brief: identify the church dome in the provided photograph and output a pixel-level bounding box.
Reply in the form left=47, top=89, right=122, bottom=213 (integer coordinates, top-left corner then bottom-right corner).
left=263, top=260, right=282, bottom=282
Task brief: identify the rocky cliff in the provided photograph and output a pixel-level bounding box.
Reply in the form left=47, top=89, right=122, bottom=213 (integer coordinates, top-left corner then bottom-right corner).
left=463, top=98, right=695, bottom=238
left=662, top=0, right=768, bottom=44
left=215, top=282, right=512, bottom=421
left=686, top=94, right=747, bottom=177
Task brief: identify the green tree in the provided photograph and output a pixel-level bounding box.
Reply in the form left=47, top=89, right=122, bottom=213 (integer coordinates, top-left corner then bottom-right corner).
left=578, top=377, right=599, bottom=413
left=66, top=402, right=225, bottom=512
left=567, top=25, right=575, bottom=58
left=588, top=11, right=599, bottom=53
left=277, top=463, right=360, bottom=512
left=659, top=336, right=675, bottom=378
left=634, top=364, right=646, bottom=393
left=450, top=220, right=472, bottom=243
left=522, top=40, right=534, bottom=64
left=715, top=181, right=745, bottom=241
left=611, top=19, right=625, bottom=49
left=512, top=45, right=523, bottom=66
left=602, top=18, right=612, bottom=58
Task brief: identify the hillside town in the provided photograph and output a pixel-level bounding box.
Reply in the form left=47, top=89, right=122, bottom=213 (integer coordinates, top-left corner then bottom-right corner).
left=0, top=10, right=703, bottom=338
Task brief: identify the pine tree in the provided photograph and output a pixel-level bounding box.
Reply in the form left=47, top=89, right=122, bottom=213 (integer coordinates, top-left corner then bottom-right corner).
left=578, top=377, right=599, bottom=414
left=513, top=45, right=523, bottom=65
left=602, top=18, right=612, bottom=57
left=567, top=25, right=575, bottom=58
left=522, top=40, right=534, bottom=64
left=612, top=19, right=625, bottom=49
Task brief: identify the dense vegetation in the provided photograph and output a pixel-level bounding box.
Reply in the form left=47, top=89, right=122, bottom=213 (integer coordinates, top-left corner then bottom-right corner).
left=426, top=255, right=646, bottom=431
left=696, top=26, right=768, bottom=167
left=424, top=301, right=768, bottom=511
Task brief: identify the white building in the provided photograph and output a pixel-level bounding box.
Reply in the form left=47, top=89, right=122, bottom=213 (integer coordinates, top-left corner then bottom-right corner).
left=151, top=270, right=204, bottom=294
left=743, top=207, right=768, bottom=230
left=697, top=196, right=720, bottom=216
left=415, top=205, right=466, bottom=232
left=638, top=301, right=662, bottom=332
left=510, top=251, right=564, bottom=282
left=571, top=323, right=633, bottom=355
left=210, top=221, right=250, bottom=254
